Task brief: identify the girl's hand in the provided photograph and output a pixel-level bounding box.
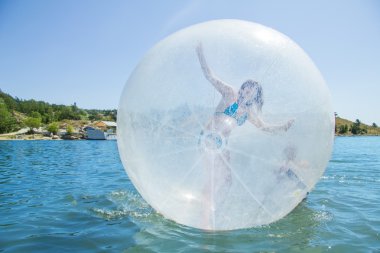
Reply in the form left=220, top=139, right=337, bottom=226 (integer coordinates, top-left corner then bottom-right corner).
left=284, top=119, right=295, bottom=131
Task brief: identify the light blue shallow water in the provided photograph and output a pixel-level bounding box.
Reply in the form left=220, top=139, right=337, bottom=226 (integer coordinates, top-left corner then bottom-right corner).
left=0, top=137, right=379, bottom=252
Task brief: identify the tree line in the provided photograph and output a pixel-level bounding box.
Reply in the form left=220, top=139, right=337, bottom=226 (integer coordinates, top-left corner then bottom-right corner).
left=336, top=119, right=378, bottom=135
left=0, top=90, right=117, bottom=134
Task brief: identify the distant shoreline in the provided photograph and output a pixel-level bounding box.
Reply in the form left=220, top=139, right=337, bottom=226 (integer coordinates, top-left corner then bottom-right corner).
left=2, top=133, right=380, bottom=141
left=0, top=135, right=74, bottom=141
left=335, top=134, right=380, bottom=137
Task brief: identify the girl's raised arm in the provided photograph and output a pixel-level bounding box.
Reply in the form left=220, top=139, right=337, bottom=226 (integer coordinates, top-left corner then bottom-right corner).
left=196, top=43, right=233, bottom=97
left=248, top=111, right=294, bottom=133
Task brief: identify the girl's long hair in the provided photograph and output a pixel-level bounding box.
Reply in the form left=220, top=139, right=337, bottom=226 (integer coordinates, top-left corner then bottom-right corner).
left=238, top=80, right=263, bottom=112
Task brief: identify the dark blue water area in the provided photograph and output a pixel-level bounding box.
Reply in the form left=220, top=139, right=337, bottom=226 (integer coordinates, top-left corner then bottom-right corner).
left=0, top=137, right=379, bottom=252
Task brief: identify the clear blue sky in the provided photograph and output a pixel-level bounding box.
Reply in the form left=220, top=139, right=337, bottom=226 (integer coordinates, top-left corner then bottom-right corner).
left=0, top=0, right=379, bottom=124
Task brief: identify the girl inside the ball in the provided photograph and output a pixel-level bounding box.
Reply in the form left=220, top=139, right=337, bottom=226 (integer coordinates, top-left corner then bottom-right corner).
left=196, top=43, right=294, bottom=227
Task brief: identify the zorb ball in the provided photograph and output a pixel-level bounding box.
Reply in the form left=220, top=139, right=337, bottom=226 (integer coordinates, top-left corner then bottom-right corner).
left=117, top=20, right=334, bottom=230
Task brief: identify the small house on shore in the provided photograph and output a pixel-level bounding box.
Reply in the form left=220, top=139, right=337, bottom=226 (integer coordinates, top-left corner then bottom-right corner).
left=85, top=121, right=117, bottom=140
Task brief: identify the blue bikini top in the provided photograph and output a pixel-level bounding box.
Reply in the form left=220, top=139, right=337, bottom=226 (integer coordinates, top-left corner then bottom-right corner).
left=222, top=102, right=248, bottom=126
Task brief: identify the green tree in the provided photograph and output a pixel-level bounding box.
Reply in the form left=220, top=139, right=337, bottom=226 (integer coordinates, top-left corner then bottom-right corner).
left=58, top=107, right=81, bottom=121
left=373, top=123, right=378, bottom=128
left=24, top=117, right=41, bottom=133
left=47, top=122, right=59, bottom=135
left=88, top=113, right=103, bottom=121
left=351, top=119, right=361, bottom=135
left=30, top=111, right=41, bottom=119
left=338, top=124, right=348, bottom=134
left=66, top=124, right=74, bottom=135
left=350, top=124, right=359, bottom=134
left=0, top=98, right=16, bottom=134
left=0, top=91, right=17, bottom=111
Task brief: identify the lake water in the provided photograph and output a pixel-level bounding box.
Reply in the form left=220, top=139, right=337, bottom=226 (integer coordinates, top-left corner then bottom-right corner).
left=0, top=137, right=379, bottom=252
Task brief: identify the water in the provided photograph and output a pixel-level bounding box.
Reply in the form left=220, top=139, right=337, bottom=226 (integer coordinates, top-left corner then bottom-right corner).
left=0, top=137, right=379, bottom=252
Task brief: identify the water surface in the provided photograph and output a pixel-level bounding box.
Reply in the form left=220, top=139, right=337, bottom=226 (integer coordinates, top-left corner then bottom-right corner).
left=0, top=137, right=379, bottom=252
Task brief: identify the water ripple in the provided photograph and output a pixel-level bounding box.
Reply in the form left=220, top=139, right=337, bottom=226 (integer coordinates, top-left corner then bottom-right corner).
left=1, top=138, right=380, bottom=252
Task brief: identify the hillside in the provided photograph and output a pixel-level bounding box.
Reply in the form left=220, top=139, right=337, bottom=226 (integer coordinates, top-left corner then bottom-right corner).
left=335, top=117, right=380, bottom=136
left=0, top=89, right=117, bottom=134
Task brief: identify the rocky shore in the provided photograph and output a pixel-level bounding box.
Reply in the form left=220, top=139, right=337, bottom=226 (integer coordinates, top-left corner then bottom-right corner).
left=0, top=127, right=85, bottom=141
left=0, top=133, right=84, bottom=141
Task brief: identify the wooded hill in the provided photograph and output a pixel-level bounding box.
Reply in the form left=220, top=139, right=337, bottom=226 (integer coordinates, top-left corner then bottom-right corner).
left=0, top=90, right=116, bottom=134
left=335, top=116, right=379, bottom=136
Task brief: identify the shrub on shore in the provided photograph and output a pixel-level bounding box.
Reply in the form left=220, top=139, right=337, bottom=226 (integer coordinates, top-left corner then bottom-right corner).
left=47, top=122, right=59, bottom=135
